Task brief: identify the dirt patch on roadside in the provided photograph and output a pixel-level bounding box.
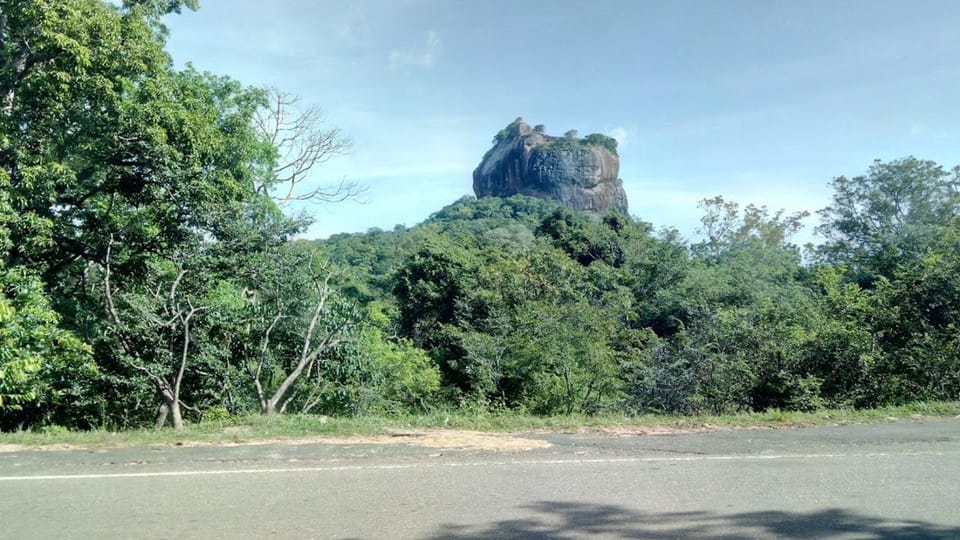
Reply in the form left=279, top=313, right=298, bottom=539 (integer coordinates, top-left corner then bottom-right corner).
left=0, top=430, right=551, bottom=453
left=206, top=429, right=552, bottom=452
left=588, top=425, right=718, bottom=437
left=0, top=442, right=110, bottom=453
left=341, top=429, right=551, bottom=451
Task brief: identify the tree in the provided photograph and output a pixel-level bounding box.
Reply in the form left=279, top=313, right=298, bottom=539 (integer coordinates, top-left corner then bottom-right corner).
left=102, top=242, right=235, bottom=429
left=0, top=125, right=95, bottom=428
left=1, top=0, right=332, bottom=427
left=583, top=133, right=618, bottom=155
left=817, top=157, right=959, bottom=283
left=236, top=243, right=356, bottom=415
left=802, top=266, right=884, bottom=407
left=253, top=88, right=361, bottom=205
left=1, top=2, right=252, bottom=276
left=616, top=196, right=824, bottom=414
left=3, top=0, right=154, bottom=268
left=355, top=314, right=440, bottom=414
left=0, top=265, right=94, bottom=423
left=536, top=207, right=625, bottom=267
left=868, top=250, right=960, bottom=403
left=1, top=0, right=289, bottom=278
left=0, top=1, right=371, bottom=429
left=695, top=196, right=808, bottom=260
left=504, top=295, right=621, bottom=414
left=394, top=241, right=477, bottom=352
left=810, top=159, right=960, bottom=405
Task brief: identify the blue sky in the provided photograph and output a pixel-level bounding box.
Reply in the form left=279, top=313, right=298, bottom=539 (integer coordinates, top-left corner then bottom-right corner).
left=163, top=0, right=960, bottom=242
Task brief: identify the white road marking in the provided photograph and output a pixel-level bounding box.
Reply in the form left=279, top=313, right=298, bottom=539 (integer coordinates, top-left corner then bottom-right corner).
left=0, top=451, right=948, bottom=481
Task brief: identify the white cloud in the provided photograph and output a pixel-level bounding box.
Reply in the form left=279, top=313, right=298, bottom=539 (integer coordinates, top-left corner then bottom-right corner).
left=607, top=126, right=630, bottom=148
left=389, top=30, right=440, bottom=70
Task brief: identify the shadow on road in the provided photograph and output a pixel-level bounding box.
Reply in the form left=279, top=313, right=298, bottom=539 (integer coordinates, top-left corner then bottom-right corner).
left=425, top=501, right=960, bottom=539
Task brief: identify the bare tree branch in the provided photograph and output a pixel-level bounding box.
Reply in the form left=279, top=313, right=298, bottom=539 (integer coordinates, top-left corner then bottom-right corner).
left=253, top=308, right=284, bottom=412
left=254, top=88, right=365, bottom=205
left=258, top=264, right=353, bottom=414
left=172, top=297, right=205, bottom=411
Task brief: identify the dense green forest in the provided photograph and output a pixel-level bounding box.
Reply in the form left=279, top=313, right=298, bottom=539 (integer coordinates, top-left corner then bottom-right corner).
left=1, top=1, right=958, bottom=431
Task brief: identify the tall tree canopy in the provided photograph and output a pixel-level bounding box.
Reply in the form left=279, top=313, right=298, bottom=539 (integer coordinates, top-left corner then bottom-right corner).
left=817, top=157, right=960, bottom=283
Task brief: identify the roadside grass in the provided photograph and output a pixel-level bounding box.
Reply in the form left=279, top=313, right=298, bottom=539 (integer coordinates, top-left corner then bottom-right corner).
left=2, top=401, right=958, bottom=450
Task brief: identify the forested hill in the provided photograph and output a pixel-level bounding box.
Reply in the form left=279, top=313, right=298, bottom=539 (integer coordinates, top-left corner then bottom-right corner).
left=317, top=159, right=960, bottom=415
left=2, top=1, right=958, bottom=432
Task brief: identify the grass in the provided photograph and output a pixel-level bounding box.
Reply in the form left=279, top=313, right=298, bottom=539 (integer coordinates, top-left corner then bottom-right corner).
left=2, top=401, right=958, bottom=450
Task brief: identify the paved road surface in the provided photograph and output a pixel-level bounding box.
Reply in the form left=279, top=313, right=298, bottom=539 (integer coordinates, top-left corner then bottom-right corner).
left=2, top=420, right=959, bottom=539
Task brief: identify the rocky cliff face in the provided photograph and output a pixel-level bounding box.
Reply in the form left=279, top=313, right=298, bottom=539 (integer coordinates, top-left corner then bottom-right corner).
left=473, top=119, right=628, bottom=214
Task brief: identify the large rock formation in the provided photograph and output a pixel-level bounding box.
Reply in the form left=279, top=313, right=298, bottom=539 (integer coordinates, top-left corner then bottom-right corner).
left=473, top=118, right=628, bottom=214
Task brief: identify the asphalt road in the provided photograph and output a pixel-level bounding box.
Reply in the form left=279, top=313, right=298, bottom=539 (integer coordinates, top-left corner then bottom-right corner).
left=2, top=420, right=959, bottom=539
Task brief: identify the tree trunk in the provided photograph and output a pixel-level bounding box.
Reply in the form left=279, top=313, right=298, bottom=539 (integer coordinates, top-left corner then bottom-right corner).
left=155, top=403, right=169, bottom=429
left=262, top=399, right=278, bottom=415
left=169, top=400, right=184, bottom=430
left=161, top=391, right=184, bottom=430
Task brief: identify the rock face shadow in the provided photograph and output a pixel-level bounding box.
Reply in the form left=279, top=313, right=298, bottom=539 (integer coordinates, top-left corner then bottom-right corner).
left=426, top=501, right=960, bottom=539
